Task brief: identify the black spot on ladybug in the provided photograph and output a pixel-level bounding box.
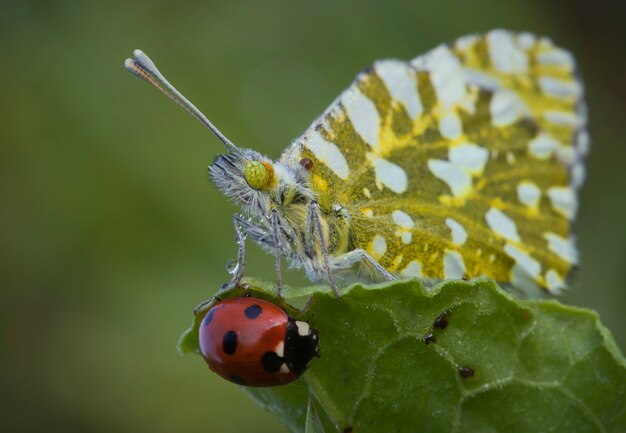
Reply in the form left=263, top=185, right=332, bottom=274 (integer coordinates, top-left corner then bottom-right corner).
left=459, top=366, right=475, bottom=378
left=433, top=309, right=451, bottom=330
left=222, top=330, right=238, bottom=355
left=228, top=374, right=247, bottom=385
left=203, top=308, right=216, bottom=327
left=299, top=157, right=314, bottom=171
left=261, top=351, right=283, bottom=373
left=424, top=332, right=436, bottom=345
left=244, top=304, right=263, bottom=319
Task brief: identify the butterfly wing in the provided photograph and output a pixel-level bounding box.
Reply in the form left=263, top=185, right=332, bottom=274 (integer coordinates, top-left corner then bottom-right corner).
left=281, top=30, right=587, bottom=295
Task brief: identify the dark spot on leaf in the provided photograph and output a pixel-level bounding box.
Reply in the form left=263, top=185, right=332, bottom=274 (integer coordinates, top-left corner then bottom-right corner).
left=242, top=292, right=252, bottom=298
left=262, top=351, right=283, bottom=373
left=459, top=366, right=475, bottom=378
left=343, top=426, right=353, bottom=433
left=433, top=309, right=451, bottom=330
left=244, top=304, right=263, bottom=319
left=222, top=330, right=238, bottom=355
left=228, top=374, right=247, bottom=385
left=424, top=332, right=436, bottom=345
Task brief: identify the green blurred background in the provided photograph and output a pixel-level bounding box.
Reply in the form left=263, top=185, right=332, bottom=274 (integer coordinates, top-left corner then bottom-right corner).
left=2, top=0, right=625, bottom=432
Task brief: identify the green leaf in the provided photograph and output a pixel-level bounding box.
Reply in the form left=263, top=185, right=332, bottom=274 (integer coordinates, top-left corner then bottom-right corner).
left=179, top=278, right=626, bottom=433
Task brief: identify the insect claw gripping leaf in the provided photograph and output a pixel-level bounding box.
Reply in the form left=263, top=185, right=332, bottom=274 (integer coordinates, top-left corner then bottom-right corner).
left=126, top=29, right=588, bottom=297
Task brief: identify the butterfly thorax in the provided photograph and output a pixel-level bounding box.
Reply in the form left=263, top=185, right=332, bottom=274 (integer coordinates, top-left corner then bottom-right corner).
left=209, top=149, right=354, bottom=281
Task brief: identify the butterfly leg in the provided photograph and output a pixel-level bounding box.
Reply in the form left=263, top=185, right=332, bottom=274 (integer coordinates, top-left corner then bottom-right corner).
left=329, top=249, right=396, bottom=282
left=225, top=214, right=248, bottom=289
left=193, top=293, right=222, bottom=315
left=270, top=209, right=283, bottom=297
left=307, top=201, right=340, bottom=298
left=197, top=215, right=248, bottom=312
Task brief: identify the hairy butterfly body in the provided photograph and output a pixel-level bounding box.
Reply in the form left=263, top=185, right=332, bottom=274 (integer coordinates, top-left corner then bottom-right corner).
left=126, top=29, right=587, bottom=297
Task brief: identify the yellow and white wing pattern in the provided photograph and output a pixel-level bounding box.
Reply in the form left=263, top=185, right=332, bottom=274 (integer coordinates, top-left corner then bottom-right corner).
left=281, top=30, right=587, bottom=295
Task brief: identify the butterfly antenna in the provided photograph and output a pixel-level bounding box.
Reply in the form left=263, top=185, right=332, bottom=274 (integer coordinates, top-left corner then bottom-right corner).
left=124, top=49, right=239, bottom=153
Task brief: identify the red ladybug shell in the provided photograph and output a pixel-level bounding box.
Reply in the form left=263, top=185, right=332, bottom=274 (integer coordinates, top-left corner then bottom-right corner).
left=199, top=297, right=319, bottom=387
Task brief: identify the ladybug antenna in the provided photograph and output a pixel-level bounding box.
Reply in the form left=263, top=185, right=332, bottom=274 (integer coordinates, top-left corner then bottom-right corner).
left=124, top=49, right=240, bottom=154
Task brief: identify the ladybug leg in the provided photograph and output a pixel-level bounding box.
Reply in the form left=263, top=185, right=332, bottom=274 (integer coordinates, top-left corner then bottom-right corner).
left=308, top=201, right=340, bottom=298
left=270, top=209, right=283, bottom=297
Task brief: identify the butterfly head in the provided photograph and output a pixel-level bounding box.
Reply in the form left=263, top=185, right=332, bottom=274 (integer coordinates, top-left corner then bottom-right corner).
left=209, top=148, right=272, bottom=213
left=210, top=148, right=314, bottom=222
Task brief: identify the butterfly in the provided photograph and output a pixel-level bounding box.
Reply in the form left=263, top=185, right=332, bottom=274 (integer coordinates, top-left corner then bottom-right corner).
left=125, top=29, right=587, bottom=298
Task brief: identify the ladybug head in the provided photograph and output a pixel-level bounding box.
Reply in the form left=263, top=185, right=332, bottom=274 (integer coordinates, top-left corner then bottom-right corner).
left=284, top=319, right=319, bottom=375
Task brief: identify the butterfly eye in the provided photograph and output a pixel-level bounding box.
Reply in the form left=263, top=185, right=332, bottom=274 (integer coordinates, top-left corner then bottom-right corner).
left=244, top=161, right=273, bottom=190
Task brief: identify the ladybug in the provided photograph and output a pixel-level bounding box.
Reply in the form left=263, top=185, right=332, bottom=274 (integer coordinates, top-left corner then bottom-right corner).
left=199, top=297, right=319, bottom=387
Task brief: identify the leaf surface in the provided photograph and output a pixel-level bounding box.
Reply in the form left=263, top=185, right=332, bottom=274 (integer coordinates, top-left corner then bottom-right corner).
left=179, top=278, right=626, bottom=433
